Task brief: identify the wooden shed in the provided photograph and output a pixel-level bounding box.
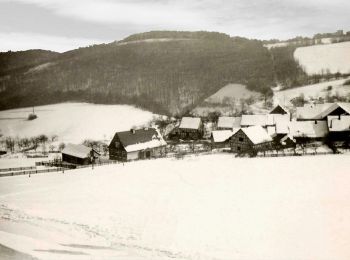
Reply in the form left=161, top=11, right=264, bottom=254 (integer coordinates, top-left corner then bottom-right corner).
left=173, top=117, right=204, bottom=140
left=62, top=144, right=99, bottom=165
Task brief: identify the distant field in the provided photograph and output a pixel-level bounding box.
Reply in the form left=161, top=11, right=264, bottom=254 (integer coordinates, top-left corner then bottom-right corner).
left=274, top=77, right=350, bottom=105
left=0, top=154, right=349, bottom=259
left=193, top=83, right=264, bottom=116
left=205, top=83, right=260, bottom=103
left=294, top=42, right=350, bottom=75
left=0, top=103, right=157, bottom=143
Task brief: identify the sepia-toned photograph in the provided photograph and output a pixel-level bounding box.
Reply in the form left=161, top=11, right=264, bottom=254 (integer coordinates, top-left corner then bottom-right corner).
left=0, top=0, right=350, bottom=259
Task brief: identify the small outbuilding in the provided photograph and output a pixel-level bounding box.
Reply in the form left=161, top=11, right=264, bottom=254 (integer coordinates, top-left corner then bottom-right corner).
left=109, top=128, right=167, bottom=161
left=62, top=143, right=99, bottom=165
left=174, top=117, right=204, bottom=140
left=217, top=117, right=241, bottom=130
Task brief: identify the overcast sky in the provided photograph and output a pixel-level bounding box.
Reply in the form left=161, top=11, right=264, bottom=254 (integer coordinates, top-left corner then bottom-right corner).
left=0, top=0, right=349, bottom=52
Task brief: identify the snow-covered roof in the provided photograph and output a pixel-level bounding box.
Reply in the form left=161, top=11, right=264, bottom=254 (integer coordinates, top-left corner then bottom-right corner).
left=289, top=121, right=328, bottom=138
left=241, top=126, right=273, bottom=145
left=327, top=115, right=350, bottom=132
left=212, top=129, right=239, bottom=143
left=217, top=117, right=241, bottom=129
left=274, top=114, right=291, bottom=134
left=296, top=103, right=350, bottom=120
left=338, top=102, right=350, bottom=114
left=240, top=114, right=274, bottom=127
left=110, top=128, right=166, bottom=152
left=267, top=126, right=277, bottom=137
left=179, top=117, right=201, bottom=130
left=296, top=103, right=333, bottom=120
left=124, top=138, right=167, bottom=152
left=62, top=143, right=93, bottom=159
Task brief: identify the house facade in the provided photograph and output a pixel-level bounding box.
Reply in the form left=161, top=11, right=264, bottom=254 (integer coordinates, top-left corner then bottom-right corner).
left=109, top=128, right=167, bottom=161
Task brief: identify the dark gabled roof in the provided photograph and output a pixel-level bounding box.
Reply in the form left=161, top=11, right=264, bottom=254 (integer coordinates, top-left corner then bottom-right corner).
left=109, top=128, right=160, bottom=147
left=269, top=104, right=289, bottom=115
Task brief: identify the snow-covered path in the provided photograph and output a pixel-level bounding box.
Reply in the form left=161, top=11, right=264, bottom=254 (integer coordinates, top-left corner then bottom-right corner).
left=0, top=154, right=350, bottom=259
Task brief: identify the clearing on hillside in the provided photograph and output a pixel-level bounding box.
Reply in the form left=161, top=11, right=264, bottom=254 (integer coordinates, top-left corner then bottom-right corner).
left=294, top=42, right=350, bottom=75
left=274, top=77, right=350, bottom=106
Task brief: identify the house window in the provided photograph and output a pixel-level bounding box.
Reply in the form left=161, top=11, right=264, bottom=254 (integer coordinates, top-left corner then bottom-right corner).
left=239, top=137, right=244, bottom=142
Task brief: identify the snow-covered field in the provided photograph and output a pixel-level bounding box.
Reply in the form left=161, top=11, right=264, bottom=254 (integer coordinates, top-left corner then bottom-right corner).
left=1, top=154, right=350, bottom=260
left=294, top=42, right=350, bottom=75
left=274, top=77, right=350, bottom=105
left=0, top=103, right=158, bottom=143
left=192, top=84, right=264, bottom=116
left=205, top=84, right=260, bottom=103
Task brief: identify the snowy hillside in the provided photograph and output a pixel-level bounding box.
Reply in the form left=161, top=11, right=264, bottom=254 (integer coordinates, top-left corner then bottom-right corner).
left=274, top=77, right=350, bottom=105
left=0, top=103, right=158, bottom=143
left=294, top=42, right=350, bottom=75
left=192, top=84, right=264, bottom=116
left=0, top=154, right=349, bottom=259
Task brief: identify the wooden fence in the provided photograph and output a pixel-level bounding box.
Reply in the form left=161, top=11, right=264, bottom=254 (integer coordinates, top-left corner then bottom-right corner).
left=0, top=166, right=36, bottom=173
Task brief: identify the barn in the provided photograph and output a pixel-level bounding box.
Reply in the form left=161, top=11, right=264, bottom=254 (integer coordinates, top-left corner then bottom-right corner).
left=230, top=126, right=273, bottom=154
left=109, top=128, right=167, bottom=161
left=173, top=117, right=204, bottom=140
left=62, top=143, right=100, bottom=165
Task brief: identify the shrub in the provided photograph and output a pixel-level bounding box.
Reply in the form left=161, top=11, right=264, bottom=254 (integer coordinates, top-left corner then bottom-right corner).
left=27, top=113, right=37, bottom=120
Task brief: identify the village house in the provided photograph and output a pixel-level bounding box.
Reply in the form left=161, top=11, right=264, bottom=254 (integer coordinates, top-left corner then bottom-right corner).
left=109, top=128, right=167, bottom=161
left=296, top=103, right=350, bottom=121
left=171, top=117, right=204, bottom=140
left=217, top=116, right=241, bottom=130
left=229, top=126, right=273, bottom=154
left=62, top=143, right=100, bottom=165
left=211, top=129, right=239, bottom=149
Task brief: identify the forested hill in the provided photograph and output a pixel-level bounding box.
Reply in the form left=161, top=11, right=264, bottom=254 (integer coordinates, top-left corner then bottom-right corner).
left=0, top=31, right=275, bottom=115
